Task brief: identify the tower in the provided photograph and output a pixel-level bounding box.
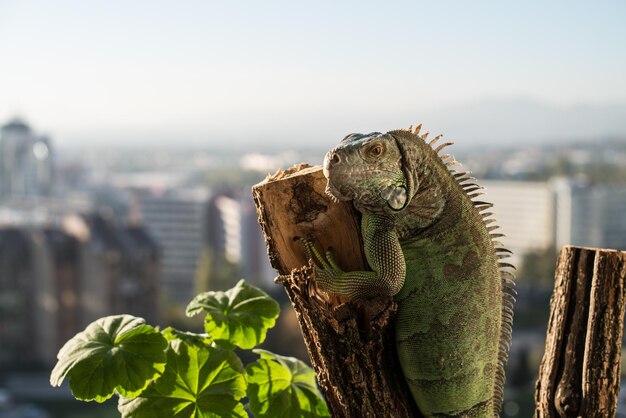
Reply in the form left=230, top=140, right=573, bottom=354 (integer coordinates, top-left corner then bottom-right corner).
left=0, top=118, right=53, bottom=199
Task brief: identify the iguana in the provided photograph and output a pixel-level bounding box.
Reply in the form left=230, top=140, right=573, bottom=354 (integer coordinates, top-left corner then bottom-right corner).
left=300, top=125, right=515, bottom=417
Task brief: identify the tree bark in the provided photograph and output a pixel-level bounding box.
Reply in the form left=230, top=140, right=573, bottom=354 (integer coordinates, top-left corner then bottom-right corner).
left=535, top=245, right=626, bottom=417
left=253, top=165, right=422, bottom=418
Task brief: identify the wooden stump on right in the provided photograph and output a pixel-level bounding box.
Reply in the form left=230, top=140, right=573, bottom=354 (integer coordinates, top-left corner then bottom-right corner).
left=535, top=246, right=626, bottom=417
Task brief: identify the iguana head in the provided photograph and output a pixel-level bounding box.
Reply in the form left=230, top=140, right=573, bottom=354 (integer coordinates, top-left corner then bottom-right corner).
left=323, top=132, right=418, bottom=214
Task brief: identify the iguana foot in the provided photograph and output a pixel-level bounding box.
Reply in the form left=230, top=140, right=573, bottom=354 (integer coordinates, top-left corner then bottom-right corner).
left=300, top=239, right=344, bottom=293
left=273, top=239, right=345, bottom=293
left=272, top=238, right=323, bottom=284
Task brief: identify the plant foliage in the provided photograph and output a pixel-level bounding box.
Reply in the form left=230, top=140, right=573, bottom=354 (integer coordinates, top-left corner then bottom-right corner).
left=50, top=315, right=167, bottom=402
left=246, top=349, right=330, bottom=417
left=50, top=280, right=329, bottom=418
left=186, top=279, right=280, bottom=350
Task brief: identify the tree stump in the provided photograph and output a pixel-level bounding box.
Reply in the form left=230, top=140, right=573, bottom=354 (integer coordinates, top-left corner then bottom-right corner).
left=535, top=245, right=626, bottom=417
left=252, top=164, right=422, bottom=417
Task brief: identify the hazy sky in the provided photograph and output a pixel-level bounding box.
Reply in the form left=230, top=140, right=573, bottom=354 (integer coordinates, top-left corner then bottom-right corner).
left=1, top=1, right=625, bottom=148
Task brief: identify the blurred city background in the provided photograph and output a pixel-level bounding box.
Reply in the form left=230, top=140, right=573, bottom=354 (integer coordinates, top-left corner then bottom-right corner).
left=1, top=1, right=625, bottom=417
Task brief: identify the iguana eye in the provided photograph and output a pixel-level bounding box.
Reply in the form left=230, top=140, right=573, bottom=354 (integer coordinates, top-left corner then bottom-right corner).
left=367, top=143, right=385, bottom=159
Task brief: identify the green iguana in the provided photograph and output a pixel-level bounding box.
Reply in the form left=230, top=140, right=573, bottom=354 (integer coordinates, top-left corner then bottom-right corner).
left=299, top=125, right=515, bottom=417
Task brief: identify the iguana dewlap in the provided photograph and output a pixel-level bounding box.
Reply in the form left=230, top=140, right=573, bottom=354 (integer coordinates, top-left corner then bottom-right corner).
left=311, top=126, right=515, bottom=417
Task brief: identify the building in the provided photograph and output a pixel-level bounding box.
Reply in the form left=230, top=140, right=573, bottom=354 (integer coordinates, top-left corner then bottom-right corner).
left=481, top=179, right=626, bottom=265
left=138, top=188, right=209, bottom=302
left=481, top=181, right=554, bottom=265
left=79, top=214, right=160, bottom=325
left=240, top=194, right=275, bottom=288
left=0, top=216, right=160, bottom=370
left=0, top=194, right=93, bottom=227
left=554, top=179, right=626, bottom=251
left=206, top=190, right=275, bottom=291
left=0, top=229, right=37, bottom=369
left=209, top=193, right=242, bottom=265
left=0, top=119, right=53, bottom=199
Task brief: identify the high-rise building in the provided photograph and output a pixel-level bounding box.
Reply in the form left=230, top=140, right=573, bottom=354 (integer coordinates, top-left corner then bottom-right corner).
left=206, top=190, right=274, bottom=290
left=0, top=215, right=160, bottom=369
left=240, top=195, right=276, bottom=288
left=210, top=194, right=241, bottom=265
left=138, top=188, right=209, bottom=302
left=480, top=179, right=626, bottom=263
left=481, top=181, right=554, bottom=265
left=0, top=228, right=37, bottom=369
left=554, top=179, right=626, bottom=251
left=0, top=119, right=53, bottom=199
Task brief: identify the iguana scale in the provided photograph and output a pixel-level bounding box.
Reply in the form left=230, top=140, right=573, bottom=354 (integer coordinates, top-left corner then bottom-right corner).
left=303, top=125, right=515, bottom=417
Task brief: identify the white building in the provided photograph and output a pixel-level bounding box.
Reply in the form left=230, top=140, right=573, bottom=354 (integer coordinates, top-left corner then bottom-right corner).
left=207, top=191, right=274, bottom=289
left=139, top=188, right=209, bottom=301
left=211, top=195, right=242, bottom=264
left=481, top=181, right=554, bottom=265
left=553, top=179, right=626, bottom=251
left=480, top=179, right=626, bottom=265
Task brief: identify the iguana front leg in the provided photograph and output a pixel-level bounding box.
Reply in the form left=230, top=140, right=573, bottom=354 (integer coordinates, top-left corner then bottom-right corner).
left=304, top=213, right=406, bottom=299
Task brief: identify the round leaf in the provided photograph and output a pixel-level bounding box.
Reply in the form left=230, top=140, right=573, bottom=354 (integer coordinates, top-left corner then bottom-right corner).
left=118, top=339, right=247, bottom=418
left=50, top=315, right=167, bottom=402
left=186, top=279, right=280, bottom=349
left=246, top=349, right=330, bottom=417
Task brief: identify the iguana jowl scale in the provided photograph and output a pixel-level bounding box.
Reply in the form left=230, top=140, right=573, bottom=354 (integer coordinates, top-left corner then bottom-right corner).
left=306, top=125, right=515, bottom=417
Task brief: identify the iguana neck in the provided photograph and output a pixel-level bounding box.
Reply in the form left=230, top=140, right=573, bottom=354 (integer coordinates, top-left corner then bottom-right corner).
left=391, top=142, right=449, bottom=241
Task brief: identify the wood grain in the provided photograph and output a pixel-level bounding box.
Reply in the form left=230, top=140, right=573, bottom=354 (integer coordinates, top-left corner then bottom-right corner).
left=252, top=164, right=365, bottom=276
left=535, top=245, right=626, bottom=418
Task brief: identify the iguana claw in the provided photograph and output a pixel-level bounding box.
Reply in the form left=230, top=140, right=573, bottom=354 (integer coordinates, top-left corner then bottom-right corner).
left=274, top=274, right=290, bottom=284
left=273, top=239, right=330, bottom=284
left=300, top=239, right=343, bottom=292
left=274, top=239, right=344, bottom=292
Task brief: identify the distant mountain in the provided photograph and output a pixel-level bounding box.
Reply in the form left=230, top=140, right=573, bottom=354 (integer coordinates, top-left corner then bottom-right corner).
left=413, top=98, right=626, bottom=147
left=257, top=98, right=626, bottom=151
left=49, top=98, right=626, bottom=152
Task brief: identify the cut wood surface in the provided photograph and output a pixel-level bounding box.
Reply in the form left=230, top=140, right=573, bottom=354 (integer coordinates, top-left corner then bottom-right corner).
left=252, top=164, right=365, bottom=276
left=535, top=245, right=626, bottom=418
left=253, top=164, right=422, bottom=417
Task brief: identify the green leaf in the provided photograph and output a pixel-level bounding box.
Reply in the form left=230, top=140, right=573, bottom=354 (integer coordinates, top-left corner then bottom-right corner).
left=118, top=339, right=247, bottom=418
left=161, top=327, right=213, bottom=346
left=186, top=279, right=280, bottom=349
left=50, top=315, right=168, bottom=402
left=246, top=349, right=330, bottom=418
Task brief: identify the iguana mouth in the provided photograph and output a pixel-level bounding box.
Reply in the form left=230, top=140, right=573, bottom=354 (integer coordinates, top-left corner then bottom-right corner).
left=324, top=182, right=349, bottom=202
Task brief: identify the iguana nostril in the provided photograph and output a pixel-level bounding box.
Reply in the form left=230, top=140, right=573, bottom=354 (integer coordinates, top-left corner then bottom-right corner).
left=325, top=151, right=341, bottom=167
left=323, top=151, right=342, bottom=179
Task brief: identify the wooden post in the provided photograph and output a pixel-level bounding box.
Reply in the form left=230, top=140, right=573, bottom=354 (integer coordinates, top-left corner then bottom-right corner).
left=253, top=164, right=422, bottom=418
left=535, top=245, right=626, bottom=417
